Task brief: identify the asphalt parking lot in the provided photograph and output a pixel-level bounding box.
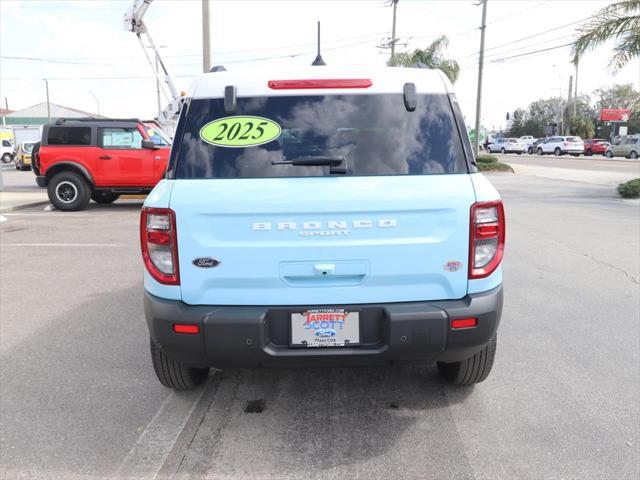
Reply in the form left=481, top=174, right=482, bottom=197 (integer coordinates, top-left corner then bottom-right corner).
left=1, top=171, right=639, bottom=479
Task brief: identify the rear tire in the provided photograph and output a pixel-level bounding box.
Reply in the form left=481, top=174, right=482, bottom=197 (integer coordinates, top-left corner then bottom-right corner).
left=630, top=151, right=638, bottom=159
left=605, top=150, right=613, bottom=158
left=91, top=191, right=120, bottom=204
left=1, top=153, right=12, bottom=163
left=47, top=171, right=91, bottom=211
left=585, top=149, right=592, bottom=156
left=554, top=148, right=562, bottom=156
left=537, top=147, right=543, bottom=155
left=150, top=338, right=209, bottom=390
left=500, top=147, right=505, bottom=154
left=437, top=334, right=497, bottom=385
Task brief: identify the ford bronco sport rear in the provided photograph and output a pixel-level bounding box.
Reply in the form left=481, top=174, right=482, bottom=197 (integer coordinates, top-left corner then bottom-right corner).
left=35, top=118, right=170, bottom=211
left=141, top=67, right=505, bottom=390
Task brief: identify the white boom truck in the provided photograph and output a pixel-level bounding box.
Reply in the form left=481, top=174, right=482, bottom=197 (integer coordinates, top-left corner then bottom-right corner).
left=123, top=0, right=182, bottom=135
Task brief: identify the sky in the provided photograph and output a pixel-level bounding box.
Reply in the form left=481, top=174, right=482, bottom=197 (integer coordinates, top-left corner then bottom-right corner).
left=1, top=0, right=639, bottom=131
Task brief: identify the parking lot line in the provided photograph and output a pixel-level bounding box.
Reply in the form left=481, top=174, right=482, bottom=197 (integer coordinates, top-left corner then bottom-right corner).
left=115, top=378, right=210, bottom=480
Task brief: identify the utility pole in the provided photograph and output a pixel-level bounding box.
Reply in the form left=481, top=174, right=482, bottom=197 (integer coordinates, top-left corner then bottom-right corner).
left=43, top=79, right=51, bottom=122
left=473, top=0, right=488, bottom=155
left=202, top=0, right=211, bottom=73
left=390, top=0, right=399, bottom=59
left=565, top=75, right=573, bottom=135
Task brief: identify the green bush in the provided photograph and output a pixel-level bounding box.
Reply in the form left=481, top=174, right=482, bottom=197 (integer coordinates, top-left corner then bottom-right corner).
left=476, top=154, right=498, bottom=164
left=477, top=162, right=514, bottom=173
left=617, top=178, right=640, bottom=198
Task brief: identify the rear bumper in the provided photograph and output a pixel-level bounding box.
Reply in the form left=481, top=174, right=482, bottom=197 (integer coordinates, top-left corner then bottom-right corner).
left=145, top=285, right=503, bottom=368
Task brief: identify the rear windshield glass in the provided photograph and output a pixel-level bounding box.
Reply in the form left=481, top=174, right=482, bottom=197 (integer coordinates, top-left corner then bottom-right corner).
left=174, top=94, right=467, bottom=179
left=47, top=127, right=91, bottom=146
left=566, top=137, right=581, bottom=142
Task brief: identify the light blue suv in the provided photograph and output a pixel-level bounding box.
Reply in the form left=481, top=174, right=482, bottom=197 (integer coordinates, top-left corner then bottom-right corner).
left=140, top=67, right=505, bottom=390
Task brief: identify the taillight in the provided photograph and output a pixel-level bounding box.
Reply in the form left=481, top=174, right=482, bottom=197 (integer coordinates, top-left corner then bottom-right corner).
left=469, top=201, right=505, bottom=279
left=267, top=79, right=372, bottom=89
left=140, top=207, right=179, bottom=285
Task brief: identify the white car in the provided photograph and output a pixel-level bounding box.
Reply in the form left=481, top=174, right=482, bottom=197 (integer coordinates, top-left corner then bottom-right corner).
left=1, top=139, right=15, bottom=164
left=519, top=135, right=535, bottom=146
left=487, top=137, right=525, bottom=154
left=536, top=136, right=584, bottom=156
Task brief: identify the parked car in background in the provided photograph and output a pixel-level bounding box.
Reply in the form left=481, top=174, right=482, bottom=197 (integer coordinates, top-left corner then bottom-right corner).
left=519, top=135, right=535, bottom=146
left=487, top=137, right=525, bottom=154
left=583, top=139, right=609, bottom=156
left=14, top=141, right=36, bottom=171
left=527, top=138, right=546, bottom=154
left=1, top=139, right=14, bottom=163
left=605, top=135, right=639, bottom=159
left=536, top=136, right=584, bottom=156
left=483, top=133, right=497, bottom=150
left=34, top=118, right=171, bottom=211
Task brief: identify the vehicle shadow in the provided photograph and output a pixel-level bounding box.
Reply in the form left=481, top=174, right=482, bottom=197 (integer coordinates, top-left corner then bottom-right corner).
left=174, top=363, right=477, bottom=478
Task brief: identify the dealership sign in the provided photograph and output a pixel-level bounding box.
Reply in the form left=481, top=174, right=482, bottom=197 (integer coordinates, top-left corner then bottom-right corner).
left=600, top=108, right=631, bottom=122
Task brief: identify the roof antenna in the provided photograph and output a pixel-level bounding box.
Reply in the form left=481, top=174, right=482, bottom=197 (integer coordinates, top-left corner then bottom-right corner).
left=311, top=21, right=326, bottom=66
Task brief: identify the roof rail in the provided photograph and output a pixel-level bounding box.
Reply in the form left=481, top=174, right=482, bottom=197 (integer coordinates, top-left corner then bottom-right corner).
left=53, top=117, right=141, bottom=125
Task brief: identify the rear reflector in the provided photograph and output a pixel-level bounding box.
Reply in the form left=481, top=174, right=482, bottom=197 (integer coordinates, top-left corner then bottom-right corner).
left=173, top=324, right=199, bottom=334
left=451, top=318, right=477, bottom=329
left=268, top=79, right=372, bottom=90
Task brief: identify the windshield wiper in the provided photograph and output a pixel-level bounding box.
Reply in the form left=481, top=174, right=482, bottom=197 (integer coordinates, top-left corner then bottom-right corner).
left=271, top=155, right=347, bottom=174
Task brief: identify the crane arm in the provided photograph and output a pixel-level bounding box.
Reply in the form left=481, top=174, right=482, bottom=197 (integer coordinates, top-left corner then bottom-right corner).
left=124, top=0, right=182, bottom=134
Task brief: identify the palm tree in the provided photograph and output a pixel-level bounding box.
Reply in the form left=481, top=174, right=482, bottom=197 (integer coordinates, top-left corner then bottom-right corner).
left=572, top=0, right=640, bottom=71
left=388, top=35, right=460, bottom=84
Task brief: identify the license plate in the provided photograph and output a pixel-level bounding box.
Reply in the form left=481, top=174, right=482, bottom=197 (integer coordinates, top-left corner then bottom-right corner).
left=291, top=309, right=360, bottom=348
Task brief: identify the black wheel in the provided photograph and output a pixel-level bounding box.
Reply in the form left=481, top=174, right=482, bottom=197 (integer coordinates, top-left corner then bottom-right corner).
left=1, top=153, right=12, bottom=164
left=91, top=191, right=120, bottom=204
left=438, top=334, right=497, bottom=385
left=500, top=147, right=505, bottom=154
left=517, top=151, right=522, bottom=155
left=47, top=171, right=91, bottom=211
left=605, top=150, right=613, bottom=158
left=15, top=160, right=20, bottom=170
left=554, top=147, right=562, bottom=156
left=630, top=151, right=638, bottom=159
left=150, top=338, right=209, bottom=390
left=585, top=149, right=592, bottom=156
left=537, top=147, right=543, bottom=155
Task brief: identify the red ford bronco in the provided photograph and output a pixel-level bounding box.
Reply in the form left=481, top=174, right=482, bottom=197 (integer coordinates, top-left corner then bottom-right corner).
left=34, top=118, right=170, bottom=211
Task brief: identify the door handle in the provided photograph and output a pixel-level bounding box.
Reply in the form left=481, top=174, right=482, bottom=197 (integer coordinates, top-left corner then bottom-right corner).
left=99, top=155, right=112, bottom=160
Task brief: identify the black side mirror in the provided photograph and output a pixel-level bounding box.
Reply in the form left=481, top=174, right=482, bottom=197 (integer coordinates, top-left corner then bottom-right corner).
left=141, top=139, right=159, bottom=150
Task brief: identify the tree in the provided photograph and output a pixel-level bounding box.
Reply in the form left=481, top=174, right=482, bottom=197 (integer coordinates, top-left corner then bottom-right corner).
left=506, top=108, right=526, bottom=137
left=572, top=0, right=640, bottom=71
left=388, top=35, right=460, bottom=84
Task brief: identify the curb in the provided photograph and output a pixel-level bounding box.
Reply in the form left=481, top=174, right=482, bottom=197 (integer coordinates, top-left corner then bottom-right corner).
left=0, top=200, right=50, bottom=213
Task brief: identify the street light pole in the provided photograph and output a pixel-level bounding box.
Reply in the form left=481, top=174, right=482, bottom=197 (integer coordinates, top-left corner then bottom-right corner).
left=202, top=0, right=211, bottom=73
left=88, top=91, right=100, bottom=116
left=43, top=79, right=51, bottom=122
left=473, top=0, right=488, bottom=156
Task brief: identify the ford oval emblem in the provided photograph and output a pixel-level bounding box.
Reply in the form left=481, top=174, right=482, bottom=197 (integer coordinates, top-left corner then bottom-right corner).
left=193, top=257, right=221, bottom=268
left=315, top=329, right=337, bottom=337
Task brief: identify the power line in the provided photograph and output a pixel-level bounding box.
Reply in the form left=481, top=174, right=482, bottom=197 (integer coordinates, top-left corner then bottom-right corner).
left=0, top=32, right=390, bottom=64
left=459, top=15, right=596, bottom=60
left=0, top=37, right=384, bottom=82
